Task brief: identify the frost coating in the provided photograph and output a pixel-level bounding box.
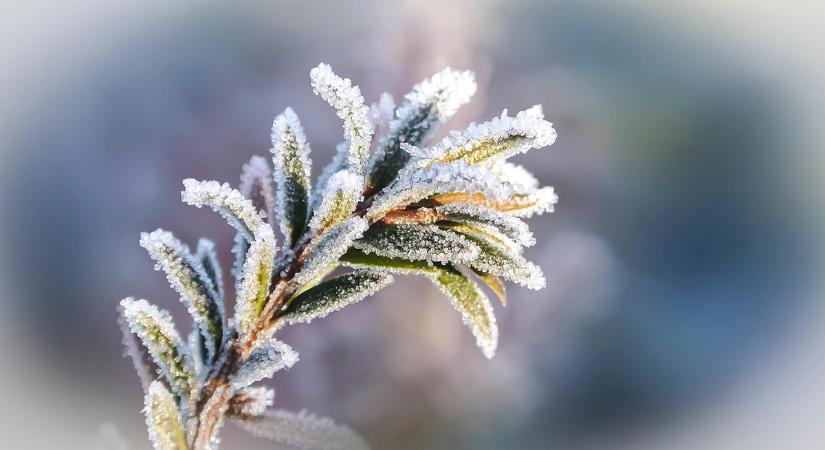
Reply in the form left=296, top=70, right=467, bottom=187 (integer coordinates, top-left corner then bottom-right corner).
left=120, top=298, right=195, bottom=397
left=182, top=179, right=266, bottom=241
left=308, top=170, right=364, bottom=232
left=354, top=224, right=480, bottom=264
left=140, top=229, right=224, bottom=361
left=234, top=224, right=277, bottom=333
left=195, top=238, right=224, bottom=303
left=228, top=386, right=275, bottom=418
left=236, top=409, right=369, bottom=450
left=118, top=303, right=157, bottom=392
left=434, top=203, right=535, bottom=247
left=458, top=231, right=546, bottom=290
left=310, top=64, right=373, bottom=176
left=145, top=381, right=188, bottom=450
left=239, top=155, right=276, bottom=222
left=293, top=217, right=368, bottom=288
left=272, top=107, right=312, bottom=246
left=281, top=270, right=393, bottom=325
left=410, top=105, right=556, bottom=167
left=231, top=339, right=298, bottom=389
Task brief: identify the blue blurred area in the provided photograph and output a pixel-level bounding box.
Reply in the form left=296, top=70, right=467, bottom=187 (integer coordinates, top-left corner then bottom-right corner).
left=0, top=1, right=819, bottom=449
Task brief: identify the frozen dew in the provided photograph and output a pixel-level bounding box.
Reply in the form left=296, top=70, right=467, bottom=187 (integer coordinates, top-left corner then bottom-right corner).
left=308, top=170, right=364, bottom=232
left=234, top=224, right=277, bottom=333
left=354, top=224, right=480, bottom=264
left=231, top=339, right=298, bottom=389
left=293, top=217, right=368, bottom=288
left=181, top=179, right=267, bottom=242
left=144, top=381, right=188, bottom=450
left=272, top=107, right=313, bottom=246
left=280, top=270, right=394, bottom=325
left=434, top=203, right=535, bottom=247
left=239, top=155, right=276, bottom=222
left=228, top=386, right=275, bottom=418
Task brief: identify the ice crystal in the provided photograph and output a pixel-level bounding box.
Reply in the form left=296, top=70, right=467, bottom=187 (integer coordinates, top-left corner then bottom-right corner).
left=280, top=270, right=393, bottom=325
left=368, top=67, right=477, bottom=193
left=145, top=381, right=188, bottom=450
left=140, top=229, right=224, bottom=361
left=231, top=339, right=298, bottom=389
left=228, top=386, right=275, bottom=419
left=310, top=63, right=373, bottom=177
left=354, top=224, right=480, bottom=264
left=118, top=63, right=560, bottom=450
left=234, top=224, right=276, bottom=333
left=120, top=298, right=195, bottom=397
left=235, top=409, right=369, bottom=450
left=272, top=107, right=312, bottom=246
left=292, top=217, right=368, bottom=288
left=308, top=170, right=363, bottom=232
left=182, top=179, right=267, bottom=242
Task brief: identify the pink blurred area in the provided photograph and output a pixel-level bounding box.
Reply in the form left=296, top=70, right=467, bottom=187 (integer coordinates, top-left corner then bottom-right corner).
left=1, top=1, right=824, bottom=449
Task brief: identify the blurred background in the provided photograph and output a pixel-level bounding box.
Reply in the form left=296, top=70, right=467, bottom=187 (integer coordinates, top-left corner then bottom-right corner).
left=1, top=0, right=824, bottom=448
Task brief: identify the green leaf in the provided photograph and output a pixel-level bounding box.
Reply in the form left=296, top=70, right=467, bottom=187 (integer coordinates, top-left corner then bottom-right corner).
left=271, top=108, right=312, bottom=247
left=279, top=269, right=394, bottom=325
left=353, top=223, right=480, bottom=264
left=450, top=227, right=546, bottom=290
left=140, top=230, right=224, bottom=361
left=144, top=381, right=189, bottom=450
left=472, top=269, right=507, bottom=306
left=428, top=265, right=498, bottom=358
left=340, top=248, right=439, bottom=274
left=234, top=224, right=277, bottom=333
left=120, top=298, right=195, bottom=398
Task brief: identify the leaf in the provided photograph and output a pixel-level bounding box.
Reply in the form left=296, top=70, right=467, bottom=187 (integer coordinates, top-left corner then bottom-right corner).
left=428, top=264, right=498, bottom=358
left=353, top=223, right=480, bottom=264
left=228, top=386, right=275, bottom=419
left=310, top=63, right=373, bottom=177
left=340, top=248, right=439, bottom=275
left=194, top=238, right=224, bottom=303
left=117, top=303, right=158, bottom=392
left=140, top=230, right=224, bottom=361
left=472, top=269, right=507, bottom=306
left=181, top=179, right=267, bottom=242
left=239, top=155, right=277, bottom=225
left=144, top=381, right=188, bottom=450
left=231, top=232, right=250, bottom=295
left=235, top=409, right=370, bottom=450
left=234, top=224, right=277, bottom=333
left=231, top=339, right=298, bottom=389
left=453, top=228, right=546, bottom=290
left=307, top=170, right=363, bottom=232
left=409, top=105, right=556, bottom=167
left=272, top=108, right=313, bottom=246
left=434, top=203, right=534, bottom=247
left=279, top=270, right=393, bottom=325
left=430, top=185, right=558, bottom=218
left=120, top=298, right=195, bottom=397
left=367, top=67, right=477, bottom=194
left=292, top=217, right=368, bottom=288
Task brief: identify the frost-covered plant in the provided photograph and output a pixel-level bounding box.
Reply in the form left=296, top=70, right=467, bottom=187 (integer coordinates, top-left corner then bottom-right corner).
left=117, top=63, right=557, bottom=450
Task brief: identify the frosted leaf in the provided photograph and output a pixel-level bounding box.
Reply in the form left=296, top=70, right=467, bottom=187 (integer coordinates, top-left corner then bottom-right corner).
left=234, top=224, right=277, bottom=333
left=228, top=386, right=275, bottom=419
left=367, top=160, right=518, bottom=220
left=231, top=233, right=251, bottom=295
left=454, top=229, right=546, bottom=290
left=239, top=155, right=276, bottom=225
left=120, top=298, right=195, bottom=397
left=279, top=270, right=393, bottom=325
left=293, top=217, right=368, bottom=288
left=271, top=107, right=313, bottom=246
left=235, top=409, right=369, bottom=450
left=308, top=170, right=363, bottom=232
left=117, top=303, right=158, bottom=392
left=471, top=269, right=507, bottom=306
left=231, top=339, right=298, bottom=389
left=310, top=63, right=373, bottom=177
left=409, top=105, right=556, bottom=167
left=140, top=229, right=224, bottom=361
left=434, top=203, right=535, bottom=247
left=368, top=92, right=395, bottom=141
left=144, top=381, right=188, bottom=450
left=430, top=185, right=558, bottom=218
left=181, top=179, right=267, bottom=242
left=353, top=224, right=480, bottom=264
left=495, top=162, right=539, bottom=193
left=311, top=141, right=348, bottom=209
left=505, top=186, right=557, bottom=218
left=187, top=328, right=205, bottom=379
left=442, top=222, right=522, bottom=254
left=368, top=68, right=477, bottom=193
left=428, top=264, right=498, bottom=358
left=340, top=248, right=439, bottom=275
left=194, top=238, right=224, bottom=303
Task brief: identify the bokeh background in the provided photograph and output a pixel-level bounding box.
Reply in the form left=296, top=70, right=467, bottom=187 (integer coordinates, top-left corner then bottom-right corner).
left=1, top=1, right=824, bottom=449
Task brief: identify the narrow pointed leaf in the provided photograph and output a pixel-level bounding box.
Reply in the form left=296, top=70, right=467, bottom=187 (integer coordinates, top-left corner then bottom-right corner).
left=117, top=303, right=158, bottom=392
left=307, top=170, right=363, bottom=232
left=228, top=386, right=275, bottom=419
left=234, top=224, right=277, bottom=333
left=194, top=238, right=224, bottom=303
left=293, top=217, right=368, bottom=288
left=272, top=108, right=312, bottom=246
left=235, top=409, right=370, bottom=450
left=231, top=339, right=298, bottom=389
left=279, top=270, right=393, bottom=325
left=340, top=248, right=438, bottom=274
left=428, top=264, right=498, bottom=358
left=120, top=298, right=195, bottom=397
left=310, top=63, right=373, bottom=177
left=368, top=67, right=477, bottom=194
left=434, top=203, right=534, bottom=246
left=453, top=229, right=546, bottom=290
left=239, top=155, right=277, bottom=224
left=140, top=229, right=224, bottom=361
left=353, top=224, right=479, bottom=264
left=181, top=179, right=268, bottom=241
left=472, top=269, right=507, bottom=306
left=430, top=186, right=557, bottom=218
left=144, top=381, right=188, bottom=450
